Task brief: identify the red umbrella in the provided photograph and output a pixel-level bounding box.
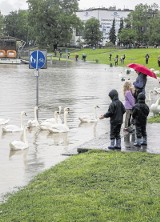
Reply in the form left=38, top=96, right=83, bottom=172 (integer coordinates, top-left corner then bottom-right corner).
left=127, top=63, right=157, bottom=79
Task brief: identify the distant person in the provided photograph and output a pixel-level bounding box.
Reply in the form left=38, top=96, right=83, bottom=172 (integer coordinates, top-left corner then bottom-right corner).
left=158, top=56, right=160, bottom=67
left=59, top=50, right=62, bottom=60
left=82, top=53, right=87, bottom=62
left=109, top=53, right=112, bottom=61
left=132, top=93, right=150, bottom=147
left=133, top=71, right=147, bottom=103
left=120, top=54, right=125, bottom=64
left=145, top=53, right=149, bottom=64
left=114, top=55, right=118, bottom=66
left=75, top=54, right=79, bottom=61
left=120, top=55, right=124, bottom=64
left=123, top=54, right=126, bottom=63
left=99, top=89, right=126, bottom=150
left=54, top=49, right=57, bottom=57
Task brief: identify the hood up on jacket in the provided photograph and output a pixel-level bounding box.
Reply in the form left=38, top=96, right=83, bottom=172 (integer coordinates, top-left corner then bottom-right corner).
left=137, top=92, right=145, bottom=103
left=108, top=89, right=118, bottom=100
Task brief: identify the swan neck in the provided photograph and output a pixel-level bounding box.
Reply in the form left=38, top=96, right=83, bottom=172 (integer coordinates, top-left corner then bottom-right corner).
left=34, top=107, right=39, bottom=123
left=54, top=112, right=58, bottom=123
left=155, top=98, right=160, bottom=105
left=59, top=106, right=62, bottom=114
left=23, top=128, right=28, bottom=144
left=94, top=107, right=97, bottom=118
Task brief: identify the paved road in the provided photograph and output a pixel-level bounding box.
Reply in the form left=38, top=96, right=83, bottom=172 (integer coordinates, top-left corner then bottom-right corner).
left=65, top=123, right=160, bottom=155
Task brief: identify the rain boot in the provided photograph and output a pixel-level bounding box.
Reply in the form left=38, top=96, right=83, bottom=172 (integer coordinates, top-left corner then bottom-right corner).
left=141, top=136, right=147, bottom=146
left=108, top=139, right=115, bottom=150
left=114, top=138, right=121, bottom=149
left=134, top=138, right=141, bottom=147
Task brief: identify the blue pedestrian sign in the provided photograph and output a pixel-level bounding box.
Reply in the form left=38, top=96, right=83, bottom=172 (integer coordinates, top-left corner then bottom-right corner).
left=29, top=50, right=47, bottom=69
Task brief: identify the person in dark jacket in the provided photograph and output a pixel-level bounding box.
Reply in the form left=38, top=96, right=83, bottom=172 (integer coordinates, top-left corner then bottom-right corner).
left=132, top=93, right=150, bottom=146
left=133, top=71, right=147, bottom=103
left=99, top=89, right=126, bottom=149
left=145, top=53, right=149, bottom=64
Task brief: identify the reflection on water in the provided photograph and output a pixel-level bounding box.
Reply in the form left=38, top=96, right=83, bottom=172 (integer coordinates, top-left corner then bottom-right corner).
left=0, top=62, right=159, bottom=201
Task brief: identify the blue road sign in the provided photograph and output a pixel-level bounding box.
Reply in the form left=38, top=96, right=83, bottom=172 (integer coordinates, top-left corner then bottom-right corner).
left=30, top=50, right=46, bottom=69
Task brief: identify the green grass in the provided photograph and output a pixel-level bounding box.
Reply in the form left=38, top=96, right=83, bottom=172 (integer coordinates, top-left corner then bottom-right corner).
left=148, top=114, right=160, bottom=123
left=69, top=47, right=160, bottom=71
left=1, top=150, right=160, bottom=222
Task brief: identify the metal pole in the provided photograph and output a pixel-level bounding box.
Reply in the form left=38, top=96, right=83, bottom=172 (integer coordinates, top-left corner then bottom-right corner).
left=36, top=69, right=39, bottom=119
left=36, top=51, right=39, bottom=118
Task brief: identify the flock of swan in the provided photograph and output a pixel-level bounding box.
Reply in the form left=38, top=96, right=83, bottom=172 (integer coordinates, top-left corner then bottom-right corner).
left=0, top=106, right=71, bottom=151
left=1, top=93, right=160, bottom=152
left=0, top=105, right=101, bottom=152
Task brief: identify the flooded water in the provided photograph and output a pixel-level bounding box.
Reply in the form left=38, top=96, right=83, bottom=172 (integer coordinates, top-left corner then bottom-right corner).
left=0, top=61, right=159, bottom=201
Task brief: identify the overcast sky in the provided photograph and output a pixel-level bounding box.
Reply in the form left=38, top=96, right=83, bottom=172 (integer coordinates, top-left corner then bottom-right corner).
left=0, top=0, right=159, bottom=15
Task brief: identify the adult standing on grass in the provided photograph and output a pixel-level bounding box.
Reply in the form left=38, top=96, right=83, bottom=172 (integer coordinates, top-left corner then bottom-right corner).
left=109, top=53, right=112, bottom=61
left=82, top=53, right=87, bottom=62
left=123, top=54, right=126, bottom=63
left=99, top=89, right=126, bottom=150
left=75, top=54, right=79, bottom=61
left=114, top=55, right=118, bottom=66
left=158, top=56, right=160, bottom=67
left=145, top=53, right=149, bottom=64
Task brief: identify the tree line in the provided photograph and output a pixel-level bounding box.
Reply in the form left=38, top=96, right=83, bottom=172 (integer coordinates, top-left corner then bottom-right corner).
left=0, top=1, right=159, bottom=49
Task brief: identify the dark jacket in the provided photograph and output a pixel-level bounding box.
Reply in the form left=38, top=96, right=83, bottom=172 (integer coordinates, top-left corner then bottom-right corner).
left=132, top=93, right=149, bottom=125
left=104, top=89, right=126, bottom=124
left=133, top=72, right=147, bottom=94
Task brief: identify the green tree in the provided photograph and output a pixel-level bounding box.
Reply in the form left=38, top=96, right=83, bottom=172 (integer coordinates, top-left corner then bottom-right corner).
left=83, top=18, right=103, bottom=47
left=0, top=12, right=4, bottom=35
left=4, top=10, right=29, bottom=43
left=147, top=13, right=160, bottom=45
left=27, top=0, right=81, bottom=49
left=117, top=18, right=124, bottom=45
left=124, top=3, right=159, bottom=46
left=109, top=18, right=116, bottom=45
left=118, top=28, right=137, bottom=48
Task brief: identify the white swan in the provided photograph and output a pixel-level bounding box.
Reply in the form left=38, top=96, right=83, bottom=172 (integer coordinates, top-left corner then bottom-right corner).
left=2, top=111, right=27, bottom=133
left=79, top=105, right=100, bottom=123
left=41, top=106, right=62, bottom=125
left=150, top=97, right=160, bottom=116
left=39, top=111, right=60, bottom=130
left=0, top=118, right=10, bottom=125
left=9, top=127, right=29, bottom=150
left=48, top=110, right=70, bottom=133
left=27, top=106, right=39, bottom=128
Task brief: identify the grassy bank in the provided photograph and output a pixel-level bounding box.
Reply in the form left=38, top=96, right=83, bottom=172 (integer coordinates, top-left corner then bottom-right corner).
left=69, top=47, right=160, bottom=71
left=0, top=150, right=160, bottom=222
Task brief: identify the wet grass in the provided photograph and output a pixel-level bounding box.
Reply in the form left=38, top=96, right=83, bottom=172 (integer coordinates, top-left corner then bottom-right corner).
left=0, top=150, right=160, bottom=222
left=148, top=114, right=160, bottom=123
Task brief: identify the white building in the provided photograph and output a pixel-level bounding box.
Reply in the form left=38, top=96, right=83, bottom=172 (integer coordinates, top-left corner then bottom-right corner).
left=73, top=7, right=132, bottom=46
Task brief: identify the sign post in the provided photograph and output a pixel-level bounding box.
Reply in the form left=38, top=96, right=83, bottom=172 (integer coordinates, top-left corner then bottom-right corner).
left=29, top=50, right=47, bottom=116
